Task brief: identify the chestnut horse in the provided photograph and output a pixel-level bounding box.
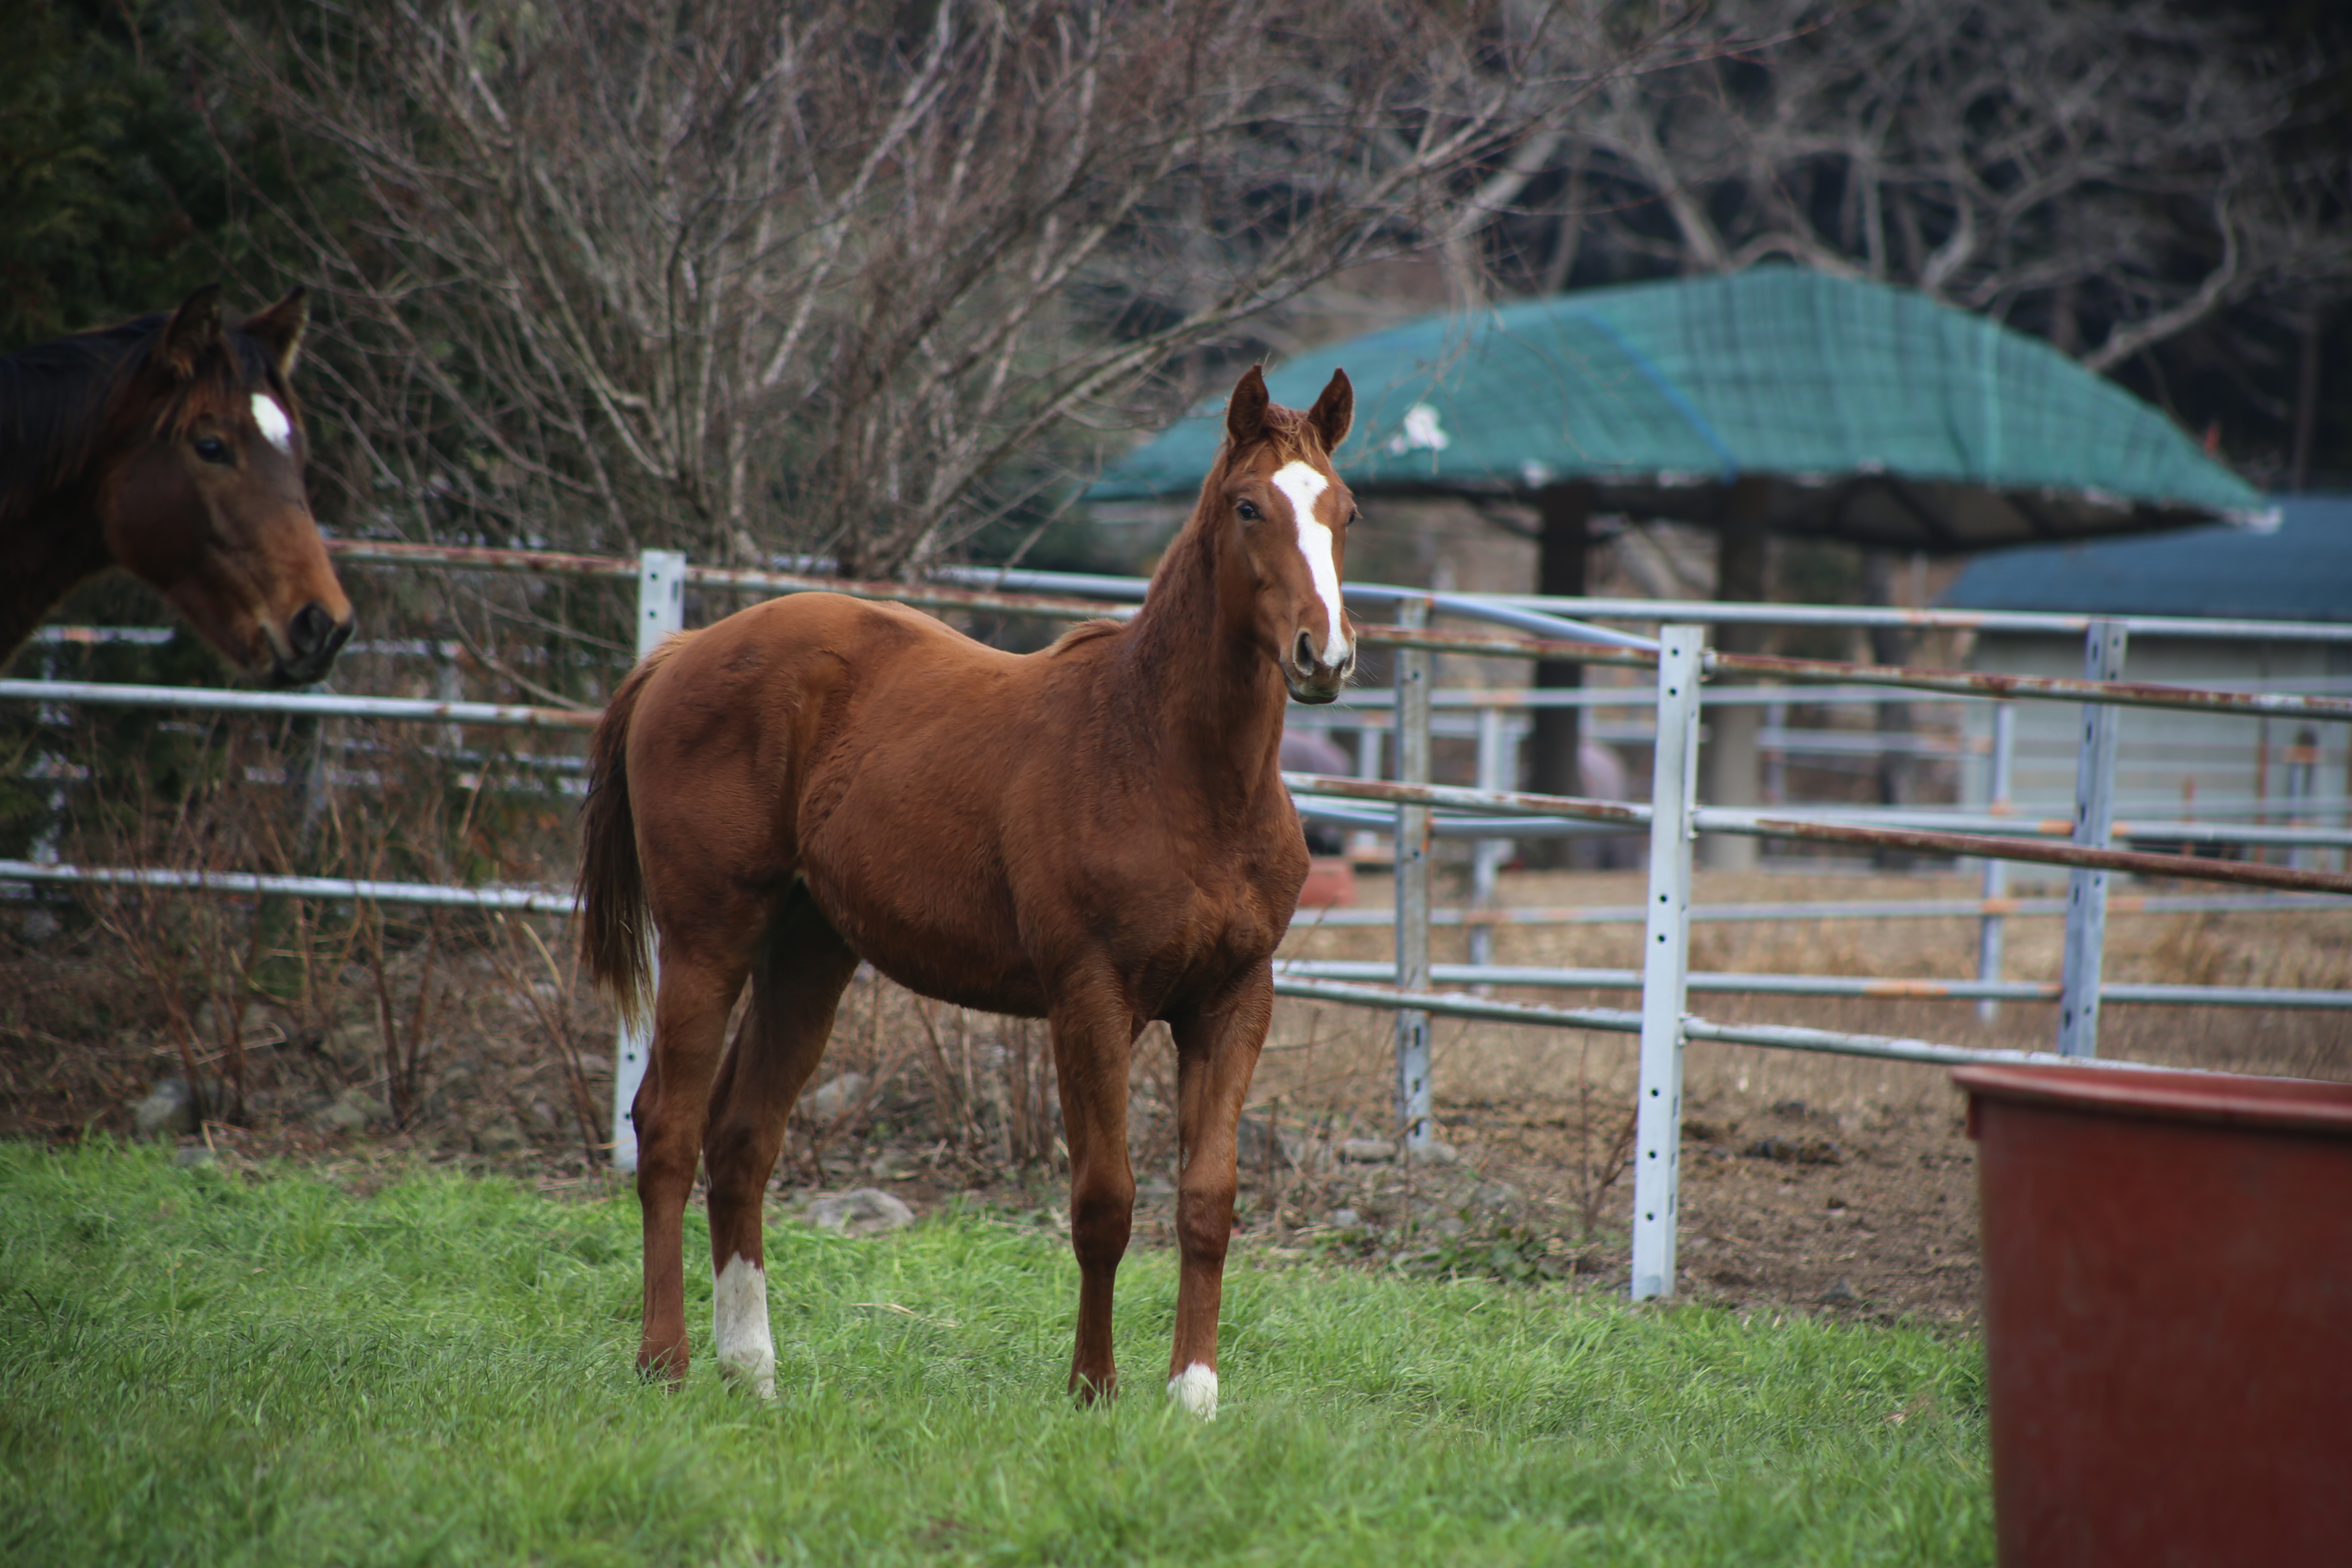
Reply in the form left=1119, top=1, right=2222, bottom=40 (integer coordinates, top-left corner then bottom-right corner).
left=579, top=366, right=1356, bottom=1417
left=0, top=286, right=353, bottom=682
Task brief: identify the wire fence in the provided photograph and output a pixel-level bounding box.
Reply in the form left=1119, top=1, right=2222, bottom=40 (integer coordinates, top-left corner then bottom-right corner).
left=10, top=539, right=2352, bottom=1296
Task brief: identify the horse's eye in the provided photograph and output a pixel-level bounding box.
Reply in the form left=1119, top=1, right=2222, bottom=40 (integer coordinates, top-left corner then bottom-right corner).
left=1236, top=501, right=1259, bottom=521
left=193, top=435, right=232, bottom=466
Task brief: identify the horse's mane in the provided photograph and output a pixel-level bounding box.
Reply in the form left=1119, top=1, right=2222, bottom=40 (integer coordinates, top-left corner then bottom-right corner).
left=1049, top=618, right=1126, bottom=654
left=0, top=313, right=290, bottom=528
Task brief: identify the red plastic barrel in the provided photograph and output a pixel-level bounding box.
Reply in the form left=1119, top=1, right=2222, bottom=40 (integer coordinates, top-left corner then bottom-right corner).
left=1954, top=1062, right=2352, bottom=1568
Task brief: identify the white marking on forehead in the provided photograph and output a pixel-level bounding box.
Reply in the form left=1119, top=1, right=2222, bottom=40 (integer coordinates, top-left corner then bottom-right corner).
left=1269, top=461, right=1350, bottom=668
left=250, top=394, right=294, bottom=455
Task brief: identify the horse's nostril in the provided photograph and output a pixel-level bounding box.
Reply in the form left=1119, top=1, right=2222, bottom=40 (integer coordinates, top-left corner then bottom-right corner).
left=1294, top=630, right=1316, bottom=669
left=289, top=601, right=333, bottom=658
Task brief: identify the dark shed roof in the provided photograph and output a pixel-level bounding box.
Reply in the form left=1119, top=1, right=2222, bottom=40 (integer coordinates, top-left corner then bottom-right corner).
left=1091, top=268, right=2267, bottom=551
left=1939, top=495, right=2352, bottom=622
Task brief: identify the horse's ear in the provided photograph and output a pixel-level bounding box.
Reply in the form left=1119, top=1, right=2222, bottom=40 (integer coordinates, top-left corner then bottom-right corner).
left=243, top=289, right=310, bottom=379
left=160, top=285, right=225, bottom=381
left=1307, top=368, right=1353, bottom=454
left=1226, top=365, right=1270, bottom=446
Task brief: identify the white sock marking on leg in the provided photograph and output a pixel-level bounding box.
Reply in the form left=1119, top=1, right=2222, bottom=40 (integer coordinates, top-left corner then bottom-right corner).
left=1270, top=461, right=1350, bottom=668
left=713, top=1252, right=775, bottom=1400
left=1168, top=1361, right=1219, bottom=1420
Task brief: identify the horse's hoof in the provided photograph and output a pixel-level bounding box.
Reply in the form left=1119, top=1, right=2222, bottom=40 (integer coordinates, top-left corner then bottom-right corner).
left=1167, top=1362, right=1218, bottom=1421
left=636, top=1343, right=689, bottom=1389
left=717, top=1361, right=777, bottom=1402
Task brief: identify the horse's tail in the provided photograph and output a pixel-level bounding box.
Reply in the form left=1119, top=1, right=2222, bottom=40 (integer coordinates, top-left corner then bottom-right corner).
left=577, top=635, right=689, bottom=1027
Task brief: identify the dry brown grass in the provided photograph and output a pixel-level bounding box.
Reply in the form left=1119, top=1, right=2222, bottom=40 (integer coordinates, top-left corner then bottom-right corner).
left=1260, top=865, right=2352, bottom=1130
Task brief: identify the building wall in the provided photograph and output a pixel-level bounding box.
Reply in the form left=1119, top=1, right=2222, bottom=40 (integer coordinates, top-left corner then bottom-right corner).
left=1961, top=633, right=2352, bottom=870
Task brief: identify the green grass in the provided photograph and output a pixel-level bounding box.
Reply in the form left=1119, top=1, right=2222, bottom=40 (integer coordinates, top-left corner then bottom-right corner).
left=0, top=1144, right=1989, bottom=1566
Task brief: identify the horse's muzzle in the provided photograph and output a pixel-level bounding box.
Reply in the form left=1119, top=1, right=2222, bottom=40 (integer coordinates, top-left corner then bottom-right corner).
left=269, top=601, right=356, bottom=687
left=1285, top=629, right=1353, bottom=704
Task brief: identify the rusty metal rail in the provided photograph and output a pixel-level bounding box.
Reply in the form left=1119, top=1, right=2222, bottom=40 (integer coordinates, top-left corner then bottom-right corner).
left=1708, top=649, right=2352, bottom=723
left=1280, top=771, right=2352, bottom=894
left=321, top=540, right=2352, bottom=717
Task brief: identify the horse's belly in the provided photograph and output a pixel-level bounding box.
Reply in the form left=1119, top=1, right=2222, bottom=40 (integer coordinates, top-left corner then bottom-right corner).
left=799, top=862, right=1049, bottom=1018
left=851, top=927, right=1051, bottom=1018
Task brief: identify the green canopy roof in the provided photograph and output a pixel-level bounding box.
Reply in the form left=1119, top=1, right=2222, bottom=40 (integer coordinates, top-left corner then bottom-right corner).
left=1090, top=267, right=2267, bottom=552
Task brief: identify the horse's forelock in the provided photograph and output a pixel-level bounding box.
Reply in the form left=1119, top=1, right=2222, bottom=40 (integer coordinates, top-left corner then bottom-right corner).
left=152, top=332, right=296, bottom=444
left=1216, top=404, right=1328, bottom=478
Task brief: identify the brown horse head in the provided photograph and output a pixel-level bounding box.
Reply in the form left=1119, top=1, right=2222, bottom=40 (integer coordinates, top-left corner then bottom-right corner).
left=1216, top=365, right=1357, bottom=704
left=101, top=286, right=354, bottom=685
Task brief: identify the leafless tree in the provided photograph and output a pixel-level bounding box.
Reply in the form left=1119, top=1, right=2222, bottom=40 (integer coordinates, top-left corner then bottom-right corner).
left=218, top=0, right=1717, bottom=572
left=1492, top=0, right=2350, bottom=377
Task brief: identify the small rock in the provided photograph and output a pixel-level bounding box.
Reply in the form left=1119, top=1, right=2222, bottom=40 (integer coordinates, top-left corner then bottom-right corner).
left=172, top=1146, right=218, bottom=1170
left=1327, top=1208, right=1361, bottom=1229
left=1820, top=1278, right=1860, bottom=1307
left=807, top=1072, right=869, bottom=1124
left=473, top=1118, right=528, bottom=1155
left=1433, top=1216, right=1466, bottom=1239
left=1235, top=1113, right=1293, bottom=1172
left=1405, top=1139, right=1458, bottom=1167
left=806, top=1187, right=915, bottom=1235
left=134, top=1078, right=200, bottom=1140
left=319, top=1087, right=385, bottom=1134
left=1742, top=1135, right=1842, bottom=1166
left=1339, top=1137, right=1396, bottom=1164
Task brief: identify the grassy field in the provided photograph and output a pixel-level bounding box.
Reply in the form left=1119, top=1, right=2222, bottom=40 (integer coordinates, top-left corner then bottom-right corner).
left=0, top=1143, right=1989, bottom=1566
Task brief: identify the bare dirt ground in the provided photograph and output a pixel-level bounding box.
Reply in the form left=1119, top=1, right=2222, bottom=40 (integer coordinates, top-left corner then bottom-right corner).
left=1236, top=863, right=2352, bottom=1324
left=7, top=863, right=2348, bottom=1329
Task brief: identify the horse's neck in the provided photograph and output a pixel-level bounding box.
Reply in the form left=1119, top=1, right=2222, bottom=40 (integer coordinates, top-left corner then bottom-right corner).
left=1111, top=520, right=1287, bottom=804
left=0, top=339, right=129, bottom=666
left=0, top=492, right=111, bottom=668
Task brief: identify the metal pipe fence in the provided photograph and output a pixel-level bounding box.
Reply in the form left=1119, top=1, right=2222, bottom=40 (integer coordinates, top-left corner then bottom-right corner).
left=12, top=543, right=2352, bottom=1300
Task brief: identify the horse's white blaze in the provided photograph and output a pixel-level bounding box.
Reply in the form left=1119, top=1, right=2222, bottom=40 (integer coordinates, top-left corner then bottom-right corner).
left=1168, top=1361, right=1219, bottom=1420
left=713, top=1252, right=776, bottom=1400
left=250, top=394, right=294, bottom=455
left=1270, top=460, right=1350, bottom=668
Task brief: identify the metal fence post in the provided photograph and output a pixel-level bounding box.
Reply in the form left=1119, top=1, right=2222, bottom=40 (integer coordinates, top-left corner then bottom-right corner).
left=612, top=549, right=687, bottom=1170
left=1976, top=702, right=2016, bottom=1023
left=1631, top=626, right=1704, bottom=1301
left=1469, top=703, right=1510, bottom=972
left=2058, top=620, right=2128, bottom=1058
left=1394, top=595, right=1434, bottom=1153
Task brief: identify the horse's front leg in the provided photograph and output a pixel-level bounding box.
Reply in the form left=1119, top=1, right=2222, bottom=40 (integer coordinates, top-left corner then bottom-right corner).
left=1048, top=984, right=1138, bottom=1402
left=1164, top=970, right=1275, bottom=1420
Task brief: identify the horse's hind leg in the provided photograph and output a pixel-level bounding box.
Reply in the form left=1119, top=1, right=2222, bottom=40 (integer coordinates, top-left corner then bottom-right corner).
left=704, top=885, right=861, bottom=1399
left=633, top=934, right=754, bottom=1383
